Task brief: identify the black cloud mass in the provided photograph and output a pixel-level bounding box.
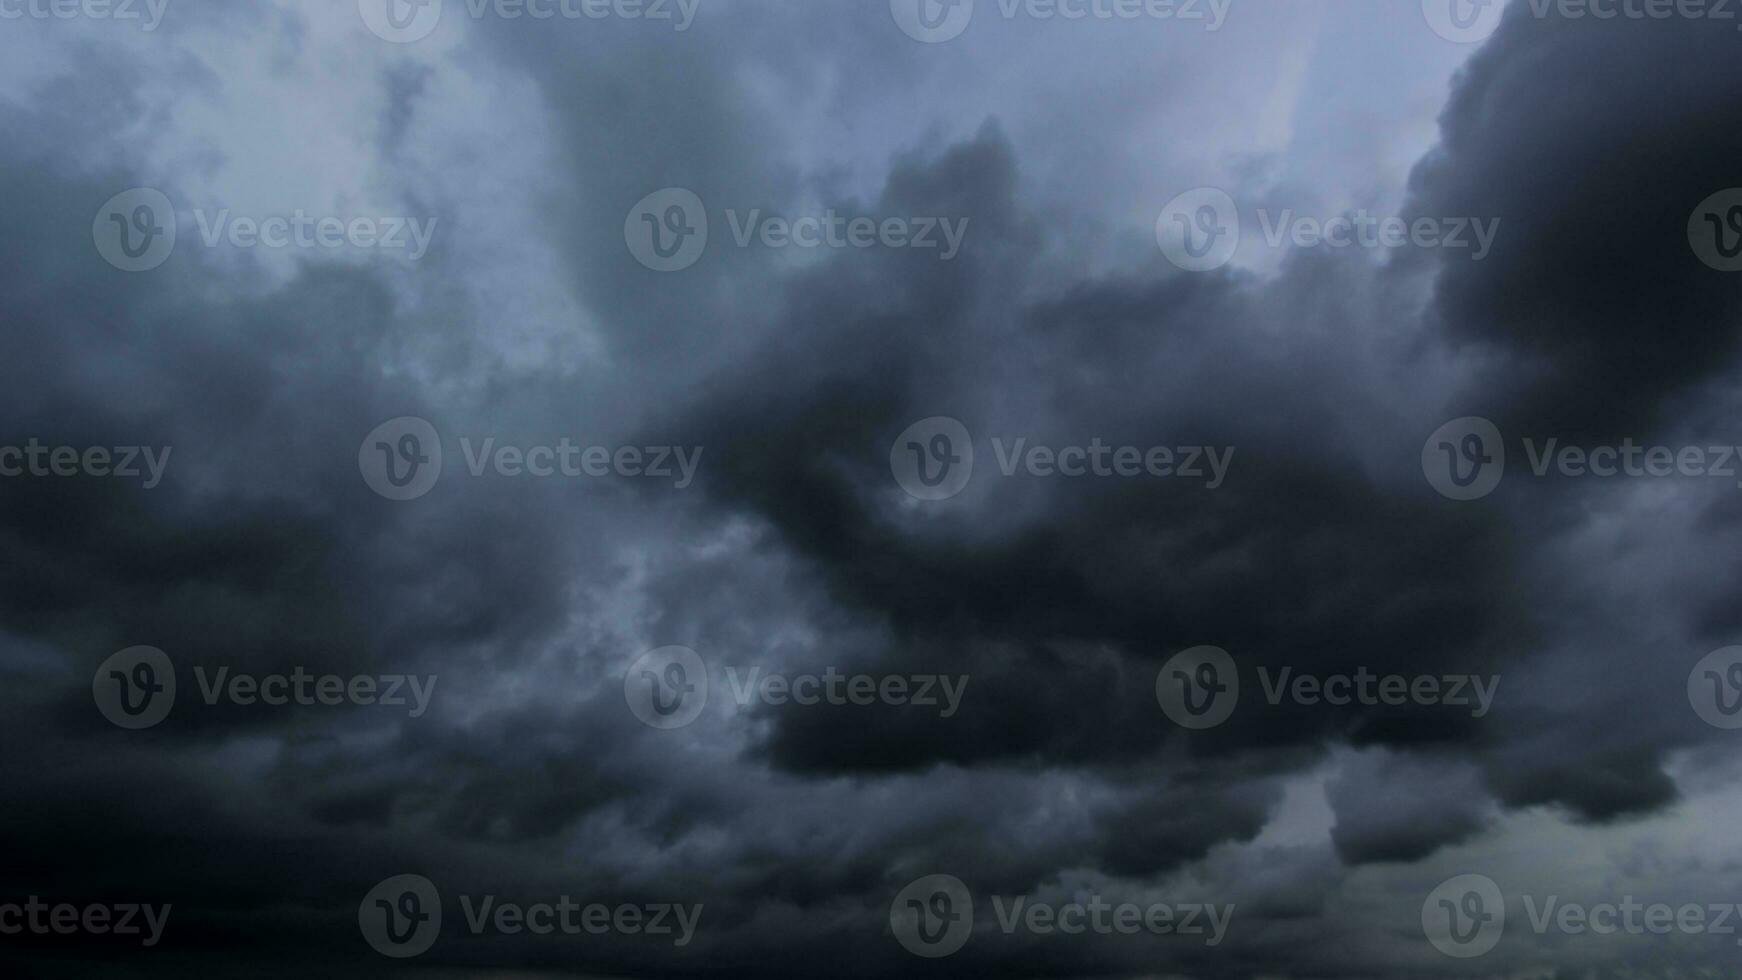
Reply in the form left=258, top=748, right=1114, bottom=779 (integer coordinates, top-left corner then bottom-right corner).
left=4, top=0, right=1742, bottom=976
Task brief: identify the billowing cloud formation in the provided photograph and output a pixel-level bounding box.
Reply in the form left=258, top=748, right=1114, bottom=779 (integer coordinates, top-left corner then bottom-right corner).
left=4, top=1, right=1742, bottom=976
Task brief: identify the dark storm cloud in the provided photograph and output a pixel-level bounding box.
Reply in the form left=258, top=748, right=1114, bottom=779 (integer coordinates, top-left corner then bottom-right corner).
left=1409, top=4, right=1742, bottom=436
left=7, top=1, right=1742, bottom=977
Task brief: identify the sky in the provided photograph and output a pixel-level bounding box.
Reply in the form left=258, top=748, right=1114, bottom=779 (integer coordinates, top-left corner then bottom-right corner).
left=5, top=0, right=1742, bottom=976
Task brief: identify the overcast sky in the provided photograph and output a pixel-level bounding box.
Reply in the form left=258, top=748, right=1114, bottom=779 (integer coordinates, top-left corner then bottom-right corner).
left=5, top=0, right=1742, bottom=976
